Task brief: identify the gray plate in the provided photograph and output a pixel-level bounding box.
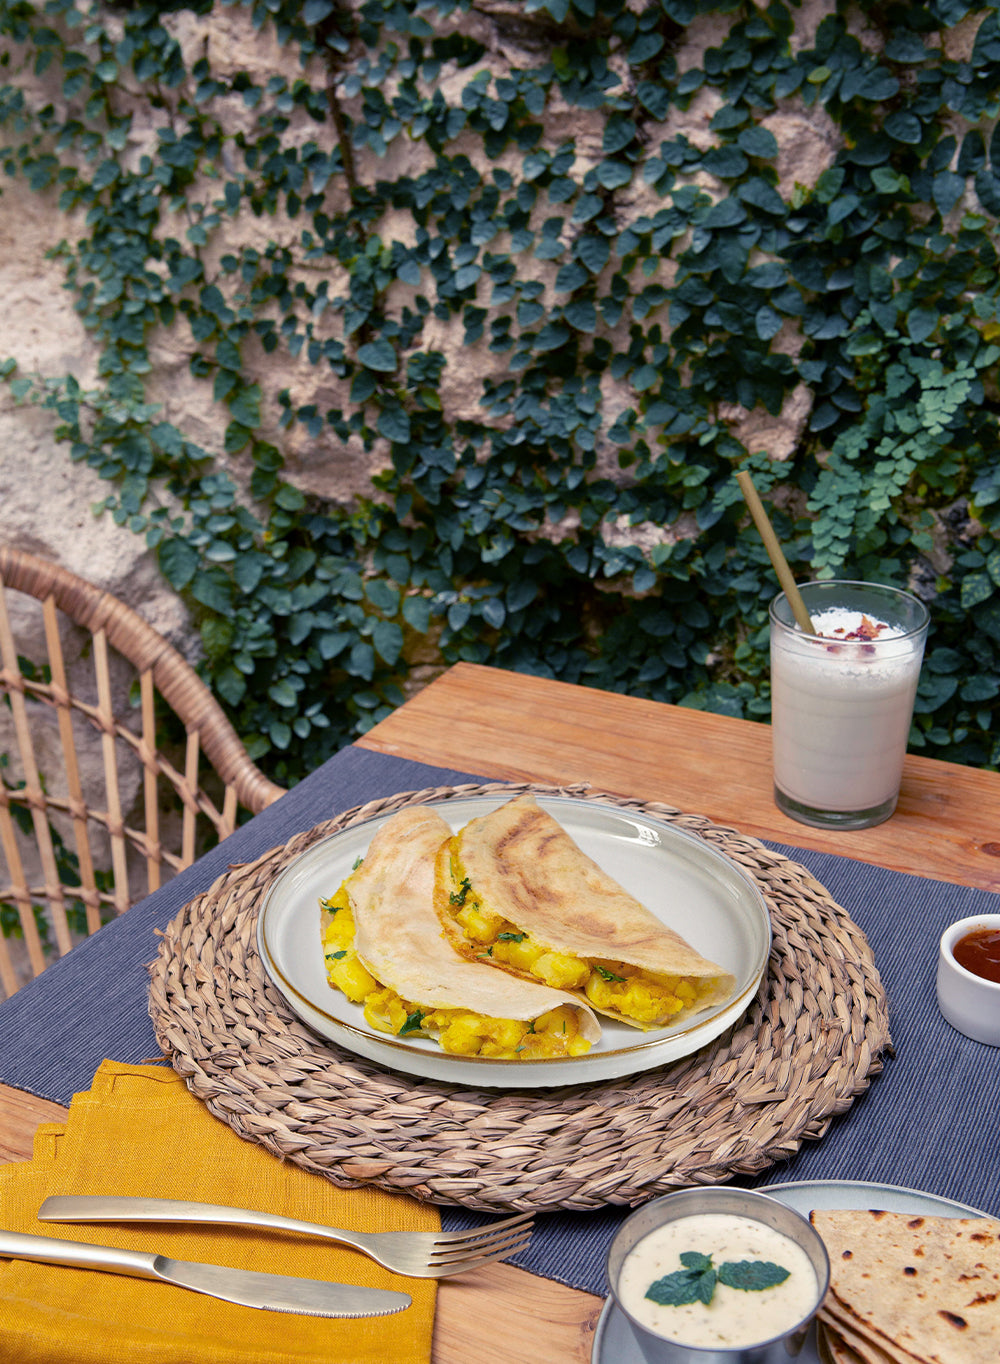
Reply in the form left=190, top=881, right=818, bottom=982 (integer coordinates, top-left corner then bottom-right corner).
left=257, top=793, right=770, bottom=1088
left=592, top=1179, right=988, bottom=1363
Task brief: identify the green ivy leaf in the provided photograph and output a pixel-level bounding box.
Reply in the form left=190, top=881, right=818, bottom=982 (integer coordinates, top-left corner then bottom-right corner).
left=907, top=307, right=938, bottom=343
left=191, top=571, right=233, bottom=614
left=229, top=384, right=262, bottom=429
left=215, top=665, right=247, bottom=707
left=378, top=404, right=411, bottom=443
left=603, top=117, right=636, bottom=155
left=402, top=596, right=431, bottom=632
left=365, top=578, right=400, bottom=613
left=564, top=299, right=597, bottom=331
left=357, top=339, right=398, bottom=372
left=268, top=679, right=299, bottom=708
left=961, top=573, right=993, bottom=608
left=884, top=33, right=928, bottom=64
left=886, top=111, right=923, bottom=145
left=577, top=236, right=610, bottom=273
left=234, top=554, right=264, bottom=594
left=224, top=421, right=253, bottom=454
left=755, top=306, right=784, bottom=341
left=201, top=615, right=234, bottom=661
left=703, top=197, right=747, bottom=229
left=506, top=581, right=537, bottom=613
left=933, top=172, right=964, bottom=216
left=372, top=619, right=404, bottom=664
left=737, top=127, right=778, bottom=159
left=158, top=539, right=198, bottom=591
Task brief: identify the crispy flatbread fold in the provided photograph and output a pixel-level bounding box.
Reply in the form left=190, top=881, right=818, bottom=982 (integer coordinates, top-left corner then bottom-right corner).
left=810, top=1209, right=1000, bottom=1364
left=433, top=793, right=735, bottom=1029
left=817, top=1318, right=890, bottom=1364
left=322, top=805, right=601, bottom=1059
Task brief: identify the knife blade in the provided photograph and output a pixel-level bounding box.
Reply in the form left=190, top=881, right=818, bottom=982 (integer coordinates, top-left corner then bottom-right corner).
left=0, top=1229, right=411, bottom=1317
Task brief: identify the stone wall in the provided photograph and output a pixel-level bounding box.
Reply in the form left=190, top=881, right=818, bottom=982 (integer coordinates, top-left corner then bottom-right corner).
left=0, top=0, right=899, bottom=621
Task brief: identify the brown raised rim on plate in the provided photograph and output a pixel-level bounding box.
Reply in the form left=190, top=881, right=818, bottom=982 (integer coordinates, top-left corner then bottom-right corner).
left=148, top=781, right=892, bottom=1213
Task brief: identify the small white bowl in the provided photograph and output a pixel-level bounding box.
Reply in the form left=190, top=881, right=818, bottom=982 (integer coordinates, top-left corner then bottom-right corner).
left=936, top=914, right=1000, bottom=1046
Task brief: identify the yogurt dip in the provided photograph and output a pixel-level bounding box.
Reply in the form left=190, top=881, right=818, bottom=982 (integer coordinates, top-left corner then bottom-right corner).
left=617, top=1210, right=820, bottom=1349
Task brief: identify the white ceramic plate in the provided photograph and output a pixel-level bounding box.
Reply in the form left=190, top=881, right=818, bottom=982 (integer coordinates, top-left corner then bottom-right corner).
left=591, top=1179, right=989, bottom=1363
left=256, top=793, right=771, bottom=1088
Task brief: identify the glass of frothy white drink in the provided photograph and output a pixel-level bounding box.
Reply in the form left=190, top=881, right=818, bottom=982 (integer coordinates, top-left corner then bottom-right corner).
left=769, top=581, right=930, bottom=830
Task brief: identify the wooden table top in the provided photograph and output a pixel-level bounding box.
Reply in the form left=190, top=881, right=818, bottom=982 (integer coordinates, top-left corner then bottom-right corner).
left=3, top=662, right=999, bottom=1363
left=359, top=662, right=1000, bottom=893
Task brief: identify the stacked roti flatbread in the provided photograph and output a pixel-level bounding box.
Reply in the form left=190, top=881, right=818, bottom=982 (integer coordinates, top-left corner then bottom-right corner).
left=810, top=1209, right=1000, bottom=1364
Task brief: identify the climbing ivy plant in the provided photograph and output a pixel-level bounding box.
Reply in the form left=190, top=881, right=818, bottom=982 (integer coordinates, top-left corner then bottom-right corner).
left=1, top=0, right=999, bottom=783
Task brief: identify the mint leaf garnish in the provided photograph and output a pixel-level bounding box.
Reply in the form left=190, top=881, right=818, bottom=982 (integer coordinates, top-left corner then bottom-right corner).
left=680, top=1252, right=713, bottom=1273
left=646, top=1263, right=716, bottom=1307
left=717, top=1260, right=789, bottom=1292
left=646, top=1253, right=790, bottom=1308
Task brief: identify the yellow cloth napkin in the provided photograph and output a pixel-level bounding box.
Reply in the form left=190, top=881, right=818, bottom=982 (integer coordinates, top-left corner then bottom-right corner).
left=0, top=1060, right=437, bottom=1363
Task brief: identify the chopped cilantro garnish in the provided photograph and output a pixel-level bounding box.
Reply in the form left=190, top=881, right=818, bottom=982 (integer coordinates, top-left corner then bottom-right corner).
left=326, top=950, right=347, bottom=961
left=449, top=875, right=472, bottom=906
left=399, top=1009, right=426, bottom=1036
left=477, top=947, right=494, bottom=959
left=645, top=1253, right=789, bottom=1308
left=352, top=855, right=364, bottom=870
left=497, top=931, right=527, bottom=942
left=595, top=964, right=626, bottom=982
left=319, top=896, right=339, bottom=913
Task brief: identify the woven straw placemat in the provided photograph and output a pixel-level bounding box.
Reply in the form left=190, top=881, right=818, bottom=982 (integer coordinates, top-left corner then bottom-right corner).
left=149, top=782, right=891, bottom=1213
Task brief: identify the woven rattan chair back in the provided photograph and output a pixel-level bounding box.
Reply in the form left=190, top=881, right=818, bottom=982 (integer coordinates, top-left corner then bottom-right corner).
left=0, top=545, right=284, bottom=999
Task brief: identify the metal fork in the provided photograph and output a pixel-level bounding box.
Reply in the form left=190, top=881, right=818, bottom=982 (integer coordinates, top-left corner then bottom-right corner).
left=38, top=1195, right=534, bottom=1279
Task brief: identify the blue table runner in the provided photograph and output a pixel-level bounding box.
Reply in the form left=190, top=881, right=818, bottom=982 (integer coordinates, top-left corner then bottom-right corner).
left=2, top=745, right=998, bottom=1298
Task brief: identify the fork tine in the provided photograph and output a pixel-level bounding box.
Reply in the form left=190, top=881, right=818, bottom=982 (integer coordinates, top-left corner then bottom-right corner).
left=429, top=1210, right=534, bottom=1246
left=430, top=1231, right=535, bottom=1277
left=429, top=1224, right=534, bottom=1266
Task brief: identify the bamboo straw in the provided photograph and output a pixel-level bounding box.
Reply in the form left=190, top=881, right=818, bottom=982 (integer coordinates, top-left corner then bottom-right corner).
left=735, top=471, right=815, bottom=633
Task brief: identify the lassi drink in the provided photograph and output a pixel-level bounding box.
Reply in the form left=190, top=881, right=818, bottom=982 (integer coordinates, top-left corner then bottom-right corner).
left=769, top=582, right=929, bottom=830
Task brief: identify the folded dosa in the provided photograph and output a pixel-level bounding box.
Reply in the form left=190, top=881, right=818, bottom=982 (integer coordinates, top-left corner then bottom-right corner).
left=321, top=804, right=601, bottom=1060
left=810, top=1209, right=1000, bottom=1364
left=433, top=793, right=735, bottom=1029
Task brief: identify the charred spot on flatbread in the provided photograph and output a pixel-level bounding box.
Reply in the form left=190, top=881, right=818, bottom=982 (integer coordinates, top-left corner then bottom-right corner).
left=810, top=1209, right=1000, bottom=1364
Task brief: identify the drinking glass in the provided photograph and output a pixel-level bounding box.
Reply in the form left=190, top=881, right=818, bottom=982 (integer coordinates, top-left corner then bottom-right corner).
left=769, top=580, right=929, bottom=830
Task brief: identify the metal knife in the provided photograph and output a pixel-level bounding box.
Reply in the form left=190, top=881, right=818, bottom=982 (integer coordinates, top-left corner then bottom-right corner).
left=0, top=1229, right=411, bottom=1317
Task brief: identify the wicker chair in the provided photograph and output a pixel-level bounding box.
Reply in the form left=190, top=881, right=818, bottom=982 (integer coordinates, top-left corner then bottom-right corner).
left=0, top=545, right=285, bottom=999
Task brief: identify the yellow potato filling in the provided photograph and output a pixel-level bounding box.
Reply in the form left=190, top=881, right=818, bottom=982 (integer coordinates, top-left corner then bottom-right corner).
left=445, top=854, right=718, bottom=1029
left=320, top=887, right=590, bottom=1060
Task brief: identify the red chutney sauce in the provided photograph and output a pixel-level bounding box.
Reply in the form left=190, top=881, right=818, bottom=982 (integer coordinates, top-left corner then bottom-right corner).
left=952, top=928, right=1000, bottom=984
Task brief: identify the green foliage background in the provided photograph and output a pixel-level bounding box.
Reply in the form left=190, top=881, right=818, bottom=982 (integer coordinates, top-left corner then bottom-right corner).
left=1, top=0, right=999, bottom=785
